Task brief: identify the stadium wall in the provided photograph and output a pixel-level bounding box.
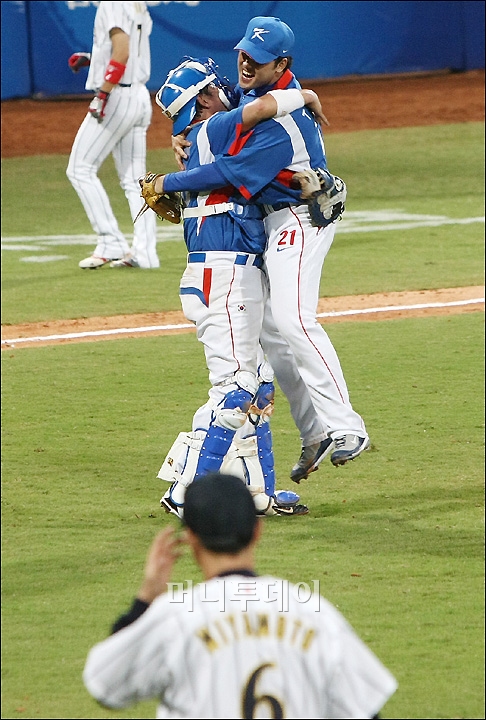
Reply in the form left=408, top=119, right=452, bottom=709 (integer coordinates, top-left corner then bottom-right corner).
left=1, top=0, right=485, bottom=101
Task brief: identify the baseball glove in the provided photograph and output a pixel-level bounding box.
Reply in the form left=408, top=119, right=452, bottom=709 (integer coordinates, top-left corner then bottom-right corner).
left=293, top=168, right=347, bottom=227
left=135, top=173, right=182, bottom=224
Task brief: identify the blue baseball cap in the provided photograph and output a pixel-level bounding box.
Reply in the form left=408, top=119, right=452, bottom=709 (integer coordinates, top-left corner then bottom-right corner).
left=234, top=16, right=295, bottom=64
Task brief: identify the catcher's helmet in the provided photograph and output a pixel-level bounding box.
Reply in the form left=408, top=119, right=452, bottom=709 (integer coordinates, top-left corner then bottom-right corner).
left=156, top=57, right=237, bottom=136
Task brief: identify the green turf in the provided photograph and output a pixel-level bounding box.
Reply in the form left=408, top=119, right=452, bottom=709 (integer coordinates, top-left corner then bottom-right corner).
left=1, top=123, right=484, bottom=323
left=2, top=314, right=484, bottom=719
left=1, top=121, right=485, bottom=718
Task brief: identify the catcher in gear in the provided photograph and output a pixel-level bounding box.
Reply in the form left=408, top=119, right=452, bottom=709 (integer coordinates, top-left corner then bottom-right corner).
left=149, top=57, right=327, bottom=519
left=168, top=16, right=370, bottom=475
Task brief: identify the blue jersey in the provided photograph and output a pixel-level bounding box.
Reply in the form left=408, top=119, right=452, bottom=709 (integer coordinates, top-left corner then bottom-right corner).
left=181, top=106, right=266, bottom=254
left=215, top=110, right=327, bottom=206
left=215, top=70, right=328, bottom=207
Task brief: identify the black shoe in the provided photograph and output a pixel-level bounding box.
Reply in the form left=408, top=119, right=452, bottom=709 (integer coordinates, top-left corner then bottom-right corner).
left=273, top=503, right=309, bottom=516
left=290, top=438, right=333, bottom=483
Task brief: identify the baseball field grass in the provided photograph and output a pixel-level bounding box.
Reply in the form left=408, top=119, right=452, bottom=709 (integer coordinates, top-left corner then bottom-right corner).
left=1, top=122, right=485, bottom=719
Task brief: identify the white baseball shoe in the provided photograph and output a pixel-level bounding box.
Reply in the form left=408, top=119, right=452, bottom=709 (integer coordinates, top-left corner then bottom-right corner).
left=79, top=255, right=116, bottom=269
left=110, top=254, right=140, bottom=268
left=330, top=434, right=370, bottom=466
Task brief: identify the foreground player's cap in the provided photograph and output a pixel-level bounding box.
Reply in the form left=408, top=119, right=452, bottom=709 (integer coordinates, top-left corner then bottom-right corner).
left=183, top=473, right=257, bottom=553
left=234, top=16, right=295, bottom=64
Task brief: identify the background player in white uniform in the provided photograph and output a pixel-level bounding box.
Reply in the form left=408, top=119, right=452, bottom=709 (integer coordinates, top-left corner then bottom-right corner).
left=171, top=17, right=370, bottom=478
left=152, top=59, right=325, bottom=518
left=83, top=473, right=398, bottom=718
left=67, top=1, right=158, bottom=269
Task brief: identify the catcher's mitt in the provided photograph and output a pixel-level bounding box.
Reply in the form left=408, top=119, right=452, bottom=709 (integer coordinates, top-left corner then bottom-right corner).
left=293, top=168, right=347, bottom=227
left=135, top=173, right=182, bottom=224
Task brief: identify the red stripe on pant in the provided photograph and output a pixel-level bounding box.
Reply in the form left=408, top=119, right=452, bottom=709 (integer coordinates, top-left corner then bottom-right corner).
left=203, top=267, right=212, bottom=306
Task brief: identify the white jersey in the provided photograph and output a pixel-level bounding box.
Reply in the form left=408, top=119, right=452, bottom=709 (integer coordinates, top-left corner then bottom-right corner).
left=86, top=1, right=152, bottom=89
left=67, top=0, right=158, bottom=268
left=83, top=574, right=397, bottom=718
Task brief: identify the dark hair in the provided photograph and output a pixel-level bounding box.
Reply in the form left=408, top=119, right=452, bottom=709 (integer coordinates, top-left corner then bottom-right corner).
left=194, top=84, right=214, bottom=120
left=275, top=56, right=293, bottom=70
left=183, top=473, right=257, bottom=554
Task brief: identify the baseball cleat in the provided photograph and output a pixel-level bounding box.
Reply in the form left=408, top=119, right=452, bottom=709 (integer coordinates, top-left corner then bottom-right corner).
left=110, top=254, right=140, bottom=268
left=272, top=489, right=309, bottom=516
left=290, top=438, right=334, bottom=483
left=273, top=502, right=309, bottom=516
left=160, top=492, right=184, bottom=520
left=330, top=434, right=370, bottom=466
left=78, top=255, right=116, bottom=269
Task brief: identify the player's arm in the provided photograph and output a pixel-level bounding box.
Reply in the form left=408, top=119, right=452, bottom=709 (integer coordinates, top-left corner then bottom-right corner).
left=170, top=88, right=327, bottom=170
left=99, top=27, right=130, bottom=93
left=89, top=28, right=130, bottom=122
left=240, top=88, right=329, bottom=131
left=111, top=527, right=183, bottom=634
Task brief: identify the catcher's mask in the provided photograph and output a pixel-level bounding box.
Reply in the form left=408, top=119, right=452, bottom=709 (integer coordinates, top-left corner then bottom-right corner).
left=155, top=56, right=237, bottom=136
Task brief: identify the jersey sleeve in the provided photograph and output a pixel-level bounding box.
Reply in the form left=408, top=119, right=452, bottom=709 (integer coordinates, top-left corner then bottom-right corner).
left=102, top=1, right=133, bottom=36
left=83, top=596, right=174, bottom=709
left=163, top=163, right=228, bottom=193
left=214, top=119, right=294, bottom=200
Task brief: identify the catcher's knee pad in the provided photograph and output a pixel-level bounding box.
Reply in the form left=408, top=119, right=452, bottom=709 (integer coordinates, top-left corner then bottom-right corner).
left=257, top=359, right=274, bottom=384
left=249, top=381, right=275, bottom=425
left=256, top=420, right=276, bottom=497
left=214, top=388, right=253, bottom=431
left=194, top=386, right=254, bottom=480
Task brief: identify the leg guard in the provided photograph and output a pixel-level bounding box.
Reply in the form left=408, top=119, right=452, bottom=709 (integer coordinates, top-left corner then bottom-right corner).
left=194, top=388, right=252, bottom=480
left=248, top=381, right=275, bottom=425
left=157, top=431, right=206, bottom=487
left=221, top=435, right=274, bottom=515
left=256, top=419, right=276, bottom=497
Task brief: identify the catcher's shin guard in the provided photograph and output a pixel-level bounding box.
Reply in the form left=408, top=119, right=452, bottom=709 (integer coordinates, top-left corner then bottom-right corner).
left=194, top=424, right=236, bottom=479
left=194, top=388, right=252, bottom=480
left=256, top=420, right=276, bottom=496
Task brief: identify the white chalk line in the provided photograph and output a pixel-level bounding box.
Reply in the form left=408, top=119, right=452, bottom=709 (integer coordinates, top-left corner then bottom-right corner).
left=316, top=297, right=484, bottom=318
left=2, top=298, right=484, bottom=347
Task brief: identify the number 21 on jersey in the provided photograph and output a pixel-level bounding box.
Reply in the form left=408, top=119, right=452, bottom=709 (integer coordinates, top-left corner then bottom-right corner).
left=277, top=230, right=297, bottom=251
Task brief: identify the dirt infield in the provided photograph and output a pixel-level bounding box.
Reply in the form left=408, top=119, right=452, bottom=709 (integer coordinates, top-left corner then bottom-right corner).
left=1, top=69, right=484, bottom=157
left=1, top=69, right=484, bottom=346
left=2, top=287, right=484, bottom=349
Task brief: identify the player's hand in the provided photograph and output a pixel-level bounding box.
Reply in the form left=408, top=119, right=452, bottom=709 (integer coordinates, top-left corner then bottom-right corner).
left=137, top=527, right=184, bottom=603
left=172, top=133, right=191, bottom=170
left=89, top=91, right=110, bottom=123
left=68, top=52, right=91, bottom=73
left=302, top=89, right=329, bottom=127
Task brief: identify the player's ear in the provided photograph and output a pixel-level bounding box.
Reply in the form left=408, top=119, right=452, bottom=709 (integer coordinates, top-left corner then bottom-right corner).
left=183, top=528, right=198, bottom=550
left=253, top=517, right=263, bottom=544
left=197, top=91, right=212, bottom=109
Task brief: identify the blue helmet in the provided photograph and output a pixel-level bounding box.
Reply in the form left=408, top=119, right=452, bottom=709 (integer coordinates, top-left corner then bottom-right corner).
left=156, top=56, right=237, bottom=136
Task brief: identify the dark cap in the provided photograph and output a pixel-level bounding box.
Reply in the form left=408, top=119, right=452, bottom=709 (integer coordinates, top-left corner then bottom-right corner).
left=234, top=16, right=295, bottom=64
left=183, top=473, right=257, bottom=553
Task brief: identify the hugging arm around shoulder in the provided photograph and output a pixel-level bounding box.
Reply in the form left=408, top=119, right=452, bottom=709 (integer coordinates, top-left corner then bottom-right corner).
left=163, top=164, right=228, bottom=193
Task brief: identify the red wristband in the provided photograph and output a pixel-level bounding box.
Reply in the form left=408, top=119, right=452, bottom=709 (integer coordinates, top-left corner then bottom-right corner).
left=104, top=59, right=126, bottom=85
